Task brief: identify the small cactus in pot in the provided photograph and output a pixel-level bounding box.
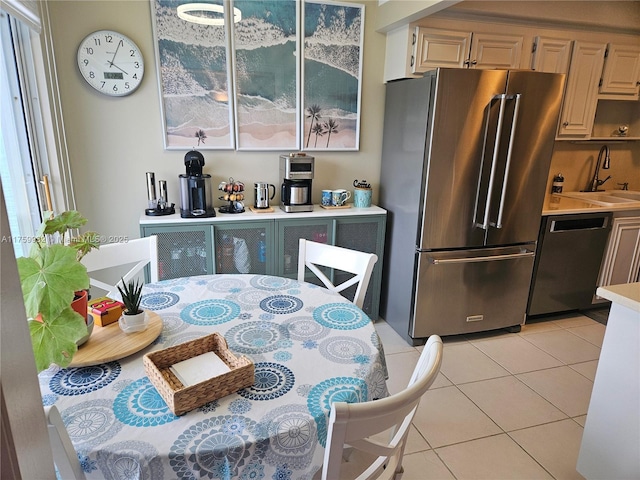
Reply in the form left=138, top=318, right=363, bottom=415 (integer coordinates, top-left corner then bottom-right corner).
left=117, top=278, right=143, bottom=315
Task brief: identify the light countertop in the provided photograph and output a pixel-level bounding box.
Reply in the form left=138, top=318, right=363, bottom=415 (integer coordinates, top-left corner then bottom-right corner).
left=542, top=194, right=640, bottom=216
left=596, top=283, right=640, bottom=312
left=140, top=204, right=386, bottom=224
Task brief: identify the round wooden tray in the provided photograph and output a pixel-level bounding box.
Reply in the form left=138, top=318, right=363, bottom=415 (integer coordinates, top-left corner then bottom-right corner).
left=70, top=311, right=163, bottom=367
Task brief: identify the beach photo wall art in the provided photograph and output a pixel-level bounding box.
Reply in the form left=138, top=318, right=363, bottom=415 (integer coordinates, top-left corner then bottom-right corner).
left=151, top=0, right=235, bottom=150
left=302, top=0, right=364, bottom=151
left=151, top=0, right=364, bottom=151
left=232, top=0, right=300, bottom=150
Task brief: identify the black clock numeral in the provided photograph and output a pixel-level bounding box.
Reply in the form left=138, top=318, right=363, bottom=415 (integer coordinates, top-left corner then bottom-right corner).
left=83, top=59, right=89, bottom=66
left=105, top=35, right=113, bottom=43
left=89, top=71, right=95, bottom=79
left=100, top=81, right=106, bottom=89
left=129, top=49, right=135, bottom=57
left=93, top=38, right=101, bottom=46
left=134, top=62, right=139, bottom=69
left=125, top=82, right=130, bottom=89
left=84, top=47, right=94, bottom=55
left=112, top=84, right=118, bottom=92
left=132, top=73, right=138, bottom=80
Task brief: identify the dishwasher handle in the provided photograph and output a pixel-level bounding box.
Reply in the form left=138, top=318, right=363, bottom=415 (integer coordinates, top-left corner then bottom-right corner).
left=549, top=215, right=610, bottom=233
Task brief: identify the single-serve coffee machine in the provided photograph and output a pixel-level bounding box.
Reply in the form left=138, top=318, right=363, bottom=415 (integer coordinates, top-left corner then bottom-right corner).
left=280, top=153, right=314, bottom=212
left=179, top=150, right=216, bottom=218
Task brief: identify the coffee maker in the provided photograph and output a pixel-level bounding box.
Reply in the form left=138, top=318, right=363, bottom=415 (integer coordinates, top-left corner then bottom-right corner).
left=280, top=153, right=314, bottom=212
left=179, top=150, right=216, bottom=218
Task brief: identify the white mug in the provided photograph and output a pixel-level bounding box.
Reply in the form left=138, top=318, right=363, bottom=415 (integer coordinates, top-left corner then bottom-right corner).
left=331, top=189, right=351, bottom=206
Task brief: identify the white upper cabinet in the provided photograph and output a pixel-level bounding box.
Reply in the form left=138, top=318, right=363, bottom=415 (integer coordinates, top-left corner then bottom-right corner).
left=531, top=36, right=572, bottom=73
left=557, top=41, right=606, bottom=138
left=411, top=28, right=523, bottom=73
left=412, top=28, right=471, bottom=70
left=599, top=43, right=640, bottom=96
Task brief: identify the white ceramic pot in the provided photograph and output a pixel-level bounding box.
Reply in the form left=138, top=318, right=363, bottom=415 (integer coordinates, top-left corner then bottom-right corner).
left=119, top=311, right=148, bottom=333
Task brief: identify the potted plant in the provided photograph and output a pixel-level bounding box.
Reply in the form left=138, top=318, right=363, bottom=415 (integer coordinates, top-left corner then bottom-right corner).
left=17, top=210, right=99, bottom=371
left=117, top=278, right=147, bottom=331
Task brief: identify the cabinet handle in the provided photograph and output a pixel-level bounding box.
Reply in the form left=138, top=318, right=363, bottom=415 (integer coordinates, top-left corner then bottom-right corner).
left=563, top=121, right=569, bottom=127
left=471, top=59, right=477, bottom=65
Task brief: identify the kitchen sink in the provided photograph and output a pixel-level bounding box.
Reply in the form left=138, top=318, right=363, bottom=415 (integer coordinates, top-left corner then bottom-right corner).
left=560, top=190, right=640, bottom=207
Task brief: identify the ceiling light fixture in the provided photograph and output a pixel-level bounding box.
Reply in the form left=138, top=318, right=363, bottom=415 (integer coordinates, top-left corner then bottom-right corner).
left=177, top=3, right=242, bottom=25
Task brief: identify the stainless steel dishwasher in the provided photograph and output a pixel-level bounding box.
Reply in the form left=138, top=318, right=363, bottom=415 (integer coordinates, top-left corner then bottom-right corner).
left=527, top=212, right=612, bottom=316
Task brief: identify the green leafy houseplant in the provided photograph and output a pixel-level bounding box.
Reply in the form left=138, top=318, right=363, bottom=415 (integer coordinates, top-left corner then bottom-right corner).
left=117, top=278, right=143, bottom=315
left=17, top=211, right=99, bottom=371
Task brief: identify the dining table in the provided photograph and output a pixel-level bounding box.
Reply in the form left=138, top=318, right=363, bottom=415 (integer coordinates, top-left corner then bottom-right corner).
left=38, top=274, right=389, bottom=479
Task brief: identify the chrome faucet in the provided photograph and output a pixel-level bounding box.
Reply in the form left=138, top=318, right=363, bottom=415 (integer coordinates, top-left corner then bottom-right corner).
left=587, top=145, right=611, bottom=192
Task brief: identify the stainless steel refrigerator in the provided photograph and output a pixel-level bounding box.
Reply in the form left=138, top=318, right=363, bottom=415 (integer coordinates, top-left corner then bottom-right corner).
left=379, top=68, right=565, bottom=344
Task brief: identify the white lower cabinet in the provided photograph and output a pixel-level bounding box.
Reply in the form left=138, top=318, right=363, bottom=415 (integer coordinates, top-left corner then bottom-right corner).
left=597, top=214, right=640, bottom=295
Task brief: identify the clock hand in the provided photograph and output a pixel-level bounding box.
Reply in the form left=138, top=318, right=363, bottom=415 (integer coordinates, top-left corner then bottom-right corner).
left=109, top=62, right=129, bottom=76
left=109, top=40, right=122, bottom=69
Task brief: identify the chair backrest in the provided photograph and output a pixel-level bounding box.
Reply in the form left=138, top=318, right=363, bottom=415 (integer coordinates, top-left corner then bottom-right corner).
left=81, top=235, right=158, bottom=295
left=297, top=239, right=378, bottom=309
left=322, top=335, right=443, bottom=480
left=44, top=405, right=86, bottom=480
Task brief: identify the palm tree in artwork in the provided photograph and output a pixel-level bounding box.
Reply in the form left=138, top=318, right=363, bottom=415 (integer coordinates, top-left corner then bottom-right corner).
left=312, top=123, right=325, bottom=147
left=305, top=104, right=322, bottom=148
left=195, top=129, right=207, bottom=146
left=324, top=119, right=339, bottom=148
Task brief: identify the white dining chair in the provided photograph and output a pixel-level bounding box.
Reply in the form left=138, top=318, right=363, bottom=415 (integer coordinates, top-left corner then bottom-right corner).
left=297, top=239, right=378, bottom=309
left=82, top=235, right=158, bottom=295
left=44, top=405, right=86, bottom=480
left=321, top=335, right=443, bottom=480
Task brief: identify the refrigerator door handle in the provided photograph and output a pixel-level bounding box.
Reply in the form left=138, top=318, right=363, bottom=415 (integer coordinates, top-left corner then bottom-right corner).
left=494, top=94, right=522, bottom=229
left=429, top=250, right=535, bottom=264
left=475, top=94, right=507, bottom=230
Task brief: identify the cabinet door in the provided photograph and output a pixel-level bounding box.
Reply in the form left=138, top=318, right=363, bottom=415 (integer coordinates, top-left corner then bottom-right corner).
left=335, top=216, right=386, bottom=319
left=598, top=216, right=640, bottom=288
left=532, top=36, right=572, bottom=73
left=276, top=218, right=333, bottom=278
left=412, top=27, right=471, bottom=73
left=600, top=43, right=640, bottom=96
left=141, top=225, right=213, bottom=280
left=212, top=222, right=273, bottom=275
left=557, top=41, right=607, bottom=138
left=468, top=32, right=523, bottom=69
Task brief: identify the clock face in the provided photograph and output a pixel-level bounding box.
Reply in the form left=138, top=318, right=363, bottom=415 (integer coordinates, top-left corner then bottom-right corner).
left=77, top=30, right=144, bottom=97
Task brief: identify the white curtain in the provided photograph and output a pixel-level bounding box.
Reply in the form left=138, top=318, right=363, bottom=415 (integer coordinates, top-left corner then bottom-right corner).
left=0, top=0, right=41, bottom=32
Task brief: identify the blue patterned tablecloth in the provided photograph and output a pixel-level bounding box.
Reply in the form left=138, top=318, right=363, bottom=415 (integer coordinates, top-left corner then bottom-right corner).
left=38, top=274, right=389, bottom=479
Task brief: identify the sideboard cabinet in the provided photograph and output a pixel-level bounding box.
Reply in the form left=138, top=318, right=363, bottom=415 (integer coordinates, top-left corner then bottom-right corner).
left=140, top=206, right=386, bottom=319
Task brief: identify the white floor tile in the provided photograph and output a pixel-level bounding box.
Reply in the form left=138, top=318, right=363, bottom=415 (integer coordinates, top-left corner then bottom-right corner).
left=412, top=386, right=501, bottom=448
left=458, top=376, right=567, bottom=432
left=517, top=366, right=593, bottom=417
left=552, top=315, right=599, bottom=329
left=522, top=329, right=601, bottom=365
left=566, top=323, right=606, bottom=348
left=440, top=342, right=510, bottom=385
left=435, top=434, right=554, bottom=479
left=385, top=350, right=420, bottom=395
left=402, top=450, right=455, bottom=480
left=520, top=318, right=563, bottom=335
left=509, top=419, right=585, bottom=480
left=374, top=320, right=416, bottom=355
left=471, top=334, right=563, bottom=374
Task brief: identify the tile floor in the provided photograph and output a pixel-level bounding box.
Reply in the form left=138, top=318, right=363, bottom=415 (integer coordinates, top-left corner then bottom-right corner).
left=371, top=312, right=606, bottom=480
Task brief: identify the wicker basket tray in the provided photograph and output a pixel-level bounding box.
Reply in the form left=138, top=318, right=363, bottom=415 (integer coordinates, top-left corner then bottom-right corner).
left=143, top=333, right=254, bottom=415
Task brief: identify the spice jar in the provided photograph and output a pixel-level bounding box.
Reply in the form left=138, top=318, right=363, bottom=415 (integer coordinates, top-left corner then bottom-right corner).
left=552, top=173, right=564, bottom=194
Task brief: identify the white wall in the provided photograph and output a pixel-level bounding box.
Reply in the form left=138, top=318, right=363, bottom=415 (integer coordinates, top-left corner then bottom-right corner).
left=45, top=0, right=387, bottom=241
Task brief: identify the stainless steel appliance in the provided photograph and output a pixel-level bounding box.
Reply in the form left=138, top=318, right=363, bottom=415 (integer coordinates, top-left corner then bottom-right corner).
left=527, top=212, right=612, bottom=316
left=254, top=182, right=276, bottom=209
left=179, top=150, right=216, bottom=218
left=280, top=153, right=314, bottom=212
left=379, top=68, right=565, bottom=344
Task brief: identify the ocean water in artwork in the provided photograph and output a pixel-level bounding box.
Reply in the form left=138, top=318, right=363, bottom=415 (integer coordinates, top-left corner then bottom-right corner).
left=303, top=1, right=362, bottom=150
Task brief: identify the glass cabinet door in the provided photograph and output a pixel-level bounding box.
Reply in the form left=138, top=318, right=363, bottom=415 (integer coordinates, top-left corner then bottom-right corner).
left=141, top=225, right=213, bottom=280
left=212, top=222, right=273, bottom=275
left=335, top=217, right=386, bottom=318
left=276, top=218, right=333, bottom=278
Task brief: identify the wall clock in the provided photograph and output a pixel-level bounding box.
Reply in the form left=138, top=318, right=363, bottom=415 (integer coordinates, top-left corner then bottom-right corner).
left=77, top=30, right=144, bottom=97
